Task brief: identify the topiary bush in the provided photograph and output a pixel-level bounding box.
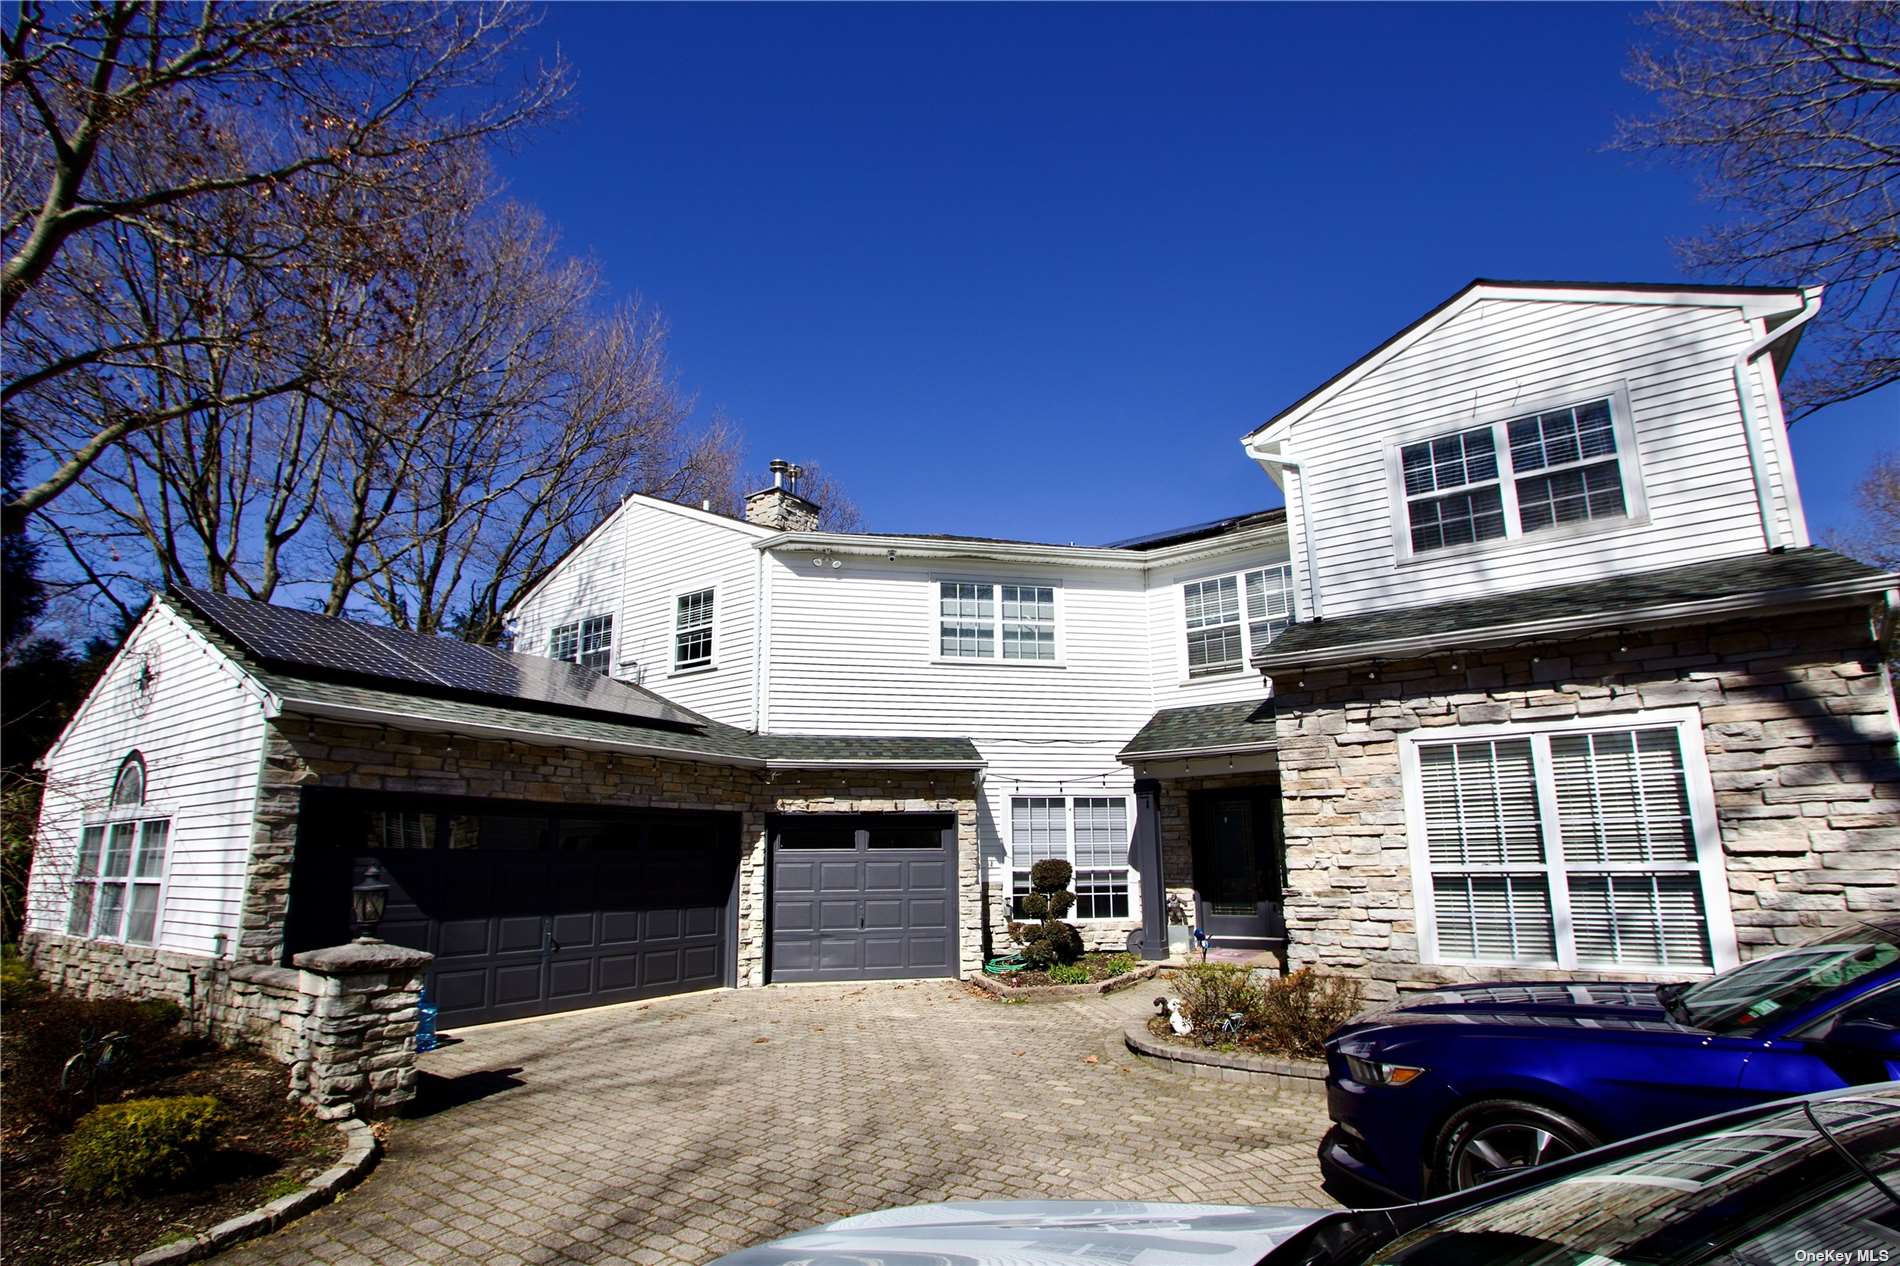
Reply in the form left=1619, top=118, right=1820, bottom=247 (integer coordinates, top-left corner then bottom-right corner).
left=7, top=993, right=188, bottom=1127
left=64, top=1095, right=225, bottom=1199
left=1015, top=859, right=1083, bottom=969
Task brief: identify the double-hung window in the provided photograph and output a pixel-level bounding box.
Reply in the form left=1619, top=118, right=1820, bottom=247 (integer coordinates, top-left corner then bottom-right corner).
left=674, top=589, right=714, bottom=670
left=550, top=614, right=614, bottom=671
left=1408, top=715, right=1728, bottom=972
left=69, top=754, right=170, bottom=946
left=1182, top=563, right=1295, bottom=677
left=937, top=581, right=1056, bottom=662
left=1009, top=795, right=1131, bottom=920
left=1395, top=390, right=1641, bottom=558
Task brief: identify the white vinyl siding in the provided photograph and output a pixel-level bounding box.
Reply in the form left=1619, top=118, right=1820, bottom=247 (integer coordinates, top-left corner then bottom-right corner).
left=1009, top=795, right=1130, bottom=922
left=1406, top=713, right=1730, bottom=972
left=1182, top=563, right=1295, bottom=678
left=1278, top=295, right=1805, bottom=618
left=674, top=589, right=714, bottom=670
left=937, top=581, right=1056, bottom=662
left=25, top=606, right=271, bottom=957
left=504, top=497, right=765, bottom=726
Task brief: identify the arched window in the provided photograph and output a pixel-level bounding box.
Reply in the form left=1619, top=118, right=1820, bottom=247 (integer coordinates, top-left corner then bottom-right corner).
left=111, top=752, right=146, bottom=807
left=71, top=751, right=169, bottom=947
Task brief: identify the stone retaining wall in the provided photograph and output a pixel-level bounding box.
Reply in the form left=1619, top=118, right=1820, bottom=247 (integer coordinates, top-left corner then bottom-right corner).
left=1270, top=604, right=1900, bottom=1000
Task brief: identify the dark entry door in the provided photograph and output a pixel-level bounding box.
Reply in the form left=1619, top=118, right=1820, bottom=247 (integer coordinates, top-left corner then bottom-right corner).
left=769, top=814, right=957, bottom=983
left=290, top=795, right=738, bottom=1028
left=1190, top=788, right=1283, bottom=946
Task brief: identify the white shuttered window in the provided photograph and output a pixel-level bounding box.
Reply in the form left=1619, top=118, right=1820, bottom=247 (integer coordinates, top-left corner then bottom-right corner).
left=1412, top=722, right=1720, bottom=971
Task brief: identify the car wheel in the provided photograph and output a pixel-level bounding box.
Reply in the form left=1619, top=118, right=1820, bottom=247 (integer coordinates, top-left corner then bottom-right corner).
left=1432, top=1099, right=1601, bottom=1193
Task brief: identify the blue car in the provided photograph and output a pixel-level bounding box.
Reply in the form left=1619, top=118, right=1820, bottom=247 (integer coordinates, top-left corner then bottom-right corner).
left=1321, top=917, right=1900, bottom=1203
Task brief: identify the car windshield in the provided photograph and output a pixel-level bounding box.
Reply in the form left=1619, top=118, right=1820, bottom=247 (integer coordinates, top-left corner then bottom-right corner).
left=1670, top=922, right=1900, bottom=1034
left=1363, top=1093, right=1900, bottom=1266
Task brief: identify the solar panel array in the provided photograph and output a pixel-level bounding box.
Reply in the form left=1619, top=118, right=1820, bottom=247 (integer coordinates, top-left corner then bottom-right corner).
left=176, top=587, right=699, bottom=728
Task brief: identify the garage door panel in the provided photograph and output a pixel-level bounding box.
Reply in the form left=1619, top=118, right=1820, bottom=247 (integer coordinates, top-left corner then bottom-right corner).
left=310, top=808, right=736, bottom=1028
left=769, top=815, right=956, bottom=984
left=493, top=962, right=545, bottom=1006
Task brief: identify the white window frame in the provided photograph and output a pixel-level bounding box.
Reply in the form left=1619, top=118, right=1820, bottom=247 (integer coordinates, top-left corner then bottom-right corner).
left=549, top=613, right=614, bottom=671
left=670, top=584, right=717, bottom=675
left=1178, top=561, right=1296, bottom=681
left=1400, top=707, right=1737, bottom=974
left=1007, top=794, right=1134, bottom=923
left=1385, top=381, right=1650, bottom=565
left=929, top=577, right=1064, bottom=666
left=68, top=754, right=173, bottom=948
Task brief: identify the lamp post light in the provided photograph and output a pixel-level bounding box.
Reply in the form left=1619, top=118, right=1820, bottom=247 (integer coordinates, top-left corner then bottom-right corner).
left=350, top=861, right=390, bottom=942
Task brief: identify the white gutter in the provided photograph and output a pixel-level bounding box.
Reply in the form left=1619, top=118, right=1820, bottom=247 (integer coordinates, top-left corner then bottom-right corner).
left=268, top=695, right=986, bottom=772
left=1242, top=439, right=1323, bottom=620
left=750, top=521, right=1289, bottom=571
left=1116, top=740, right=1278, bottom=764
left=1253, top=573, right=1898, bottom=673
left=1732, top=287, right=1823, bottom=551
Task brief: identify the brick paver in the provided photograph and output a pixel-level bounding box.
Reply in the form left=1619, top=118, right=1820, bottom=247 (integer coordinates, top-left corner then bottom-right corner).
left=223, top=981, right=1337, bottom=1265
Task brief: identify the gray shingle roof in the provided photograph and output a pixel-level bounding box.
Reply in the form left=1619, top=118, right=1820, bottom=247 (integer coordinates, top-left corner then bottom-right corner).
left=1119, top=699, right=1277, bottom=761
left=167, top=598, right=981, bottom=770
left=1256, top=548, right=1896, bottom=671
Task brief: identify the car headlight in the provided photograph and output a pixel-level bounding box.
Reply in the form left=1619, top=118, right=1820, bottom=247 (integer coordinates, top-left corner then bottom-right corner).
left=1344, top=1054, right=1425, bottom=1086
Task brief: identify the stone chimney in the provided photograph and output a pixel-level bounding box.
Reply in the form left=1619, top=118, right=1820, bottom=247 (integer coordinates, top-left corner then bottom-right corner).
left=744, top=459, right=822, bottom=532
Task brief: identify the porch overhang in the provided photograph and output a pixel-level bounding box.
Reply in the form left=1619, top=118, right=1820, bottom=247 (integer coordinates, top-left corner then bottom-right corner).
left=1118, top=699, right=1277, bottom=766
left=1253, top=547, right=1899, bottom=675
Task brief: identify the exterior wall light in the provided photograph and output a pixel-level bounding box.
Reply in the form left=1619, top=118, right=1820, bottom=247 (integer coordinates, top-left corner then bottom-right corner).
left=351, top=861, right=391, bottom=941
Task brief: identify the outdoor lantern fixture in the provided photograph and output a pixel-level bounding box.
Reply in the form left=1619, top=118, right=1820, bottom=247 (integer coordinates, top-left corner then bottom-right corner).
left=350, top=862, right=390, bottom=941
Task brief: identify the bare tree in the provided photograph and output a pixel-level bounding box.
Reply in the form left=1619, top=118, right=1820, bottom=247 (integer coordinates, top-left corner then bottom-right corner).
left=1825, top=451, right=1900, bottom=571
left=1616, top=3, right=1900, bottom=414
left=1, top=1, right=568, bottom=531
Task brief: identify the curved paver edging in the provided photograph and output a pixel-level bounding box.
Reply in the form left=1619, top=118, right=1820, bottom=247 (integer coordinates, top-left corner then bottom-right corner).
left=96, top=1116, right=381, bottom=1266
left=965, top=962, right=1159, bottom=1002
left=1124, top=1020, right=1328, bottom=1093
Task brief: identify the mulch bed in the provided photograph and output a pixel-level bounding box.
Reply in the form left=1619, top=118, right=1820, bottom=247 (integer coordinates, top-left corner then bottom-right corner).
left=1143, top=1012, right=1323, bottom=1061
left=989, top=952, right=1140, bottom=989
left=2, top=1044, right=343, bottom=1266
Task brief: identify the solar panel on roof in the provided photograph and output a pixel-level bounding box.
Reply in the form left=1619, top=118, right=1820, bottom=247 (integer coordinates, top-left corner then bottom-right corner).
left=174, top=587, right=700, bottom=729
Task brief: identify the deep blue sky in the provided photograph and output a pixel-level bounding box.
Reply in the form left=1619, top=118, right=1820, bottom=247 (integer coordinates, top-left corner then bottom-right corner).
left=498, top=3, right=1895, bottom=546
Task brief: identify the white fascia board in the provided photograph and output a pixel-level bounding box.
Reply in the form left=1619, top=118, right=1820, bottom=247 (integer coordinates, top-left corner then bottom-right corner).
left=1254, top=575, right=1899, bottom=673
left=753, top=521, right=1288, bottom=572
left=1115, top=740, right=1278, bottom=764
left=271, top=695, right=768, bottom=767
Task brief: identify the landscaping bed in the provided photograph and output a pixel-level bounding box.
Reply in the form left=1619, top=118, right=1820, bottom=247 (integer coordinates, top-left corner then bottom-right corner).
left=2, top=978, right=343, bottom=1266
left=988, top=951, right=1143, bottom=989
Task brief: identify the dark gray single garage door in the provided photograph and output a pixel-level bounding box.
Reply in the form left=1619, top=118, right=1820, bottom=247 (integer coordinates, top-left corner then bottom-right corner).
left=288, top=795, right=738, bottom=1028
left=768, top=814, right=957, bottom=983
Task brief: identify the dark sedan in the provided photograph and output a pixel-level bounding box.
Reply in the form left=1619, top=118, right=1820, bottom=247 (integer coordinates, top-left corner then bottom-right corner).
left=1320, top=918, right=1900, bottom=1203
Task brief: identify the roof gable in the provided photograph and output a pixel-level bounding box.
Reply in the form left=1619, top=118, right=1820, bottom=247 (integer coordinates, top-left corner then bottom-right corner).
left=1243, top=279, right=1808, bottom=446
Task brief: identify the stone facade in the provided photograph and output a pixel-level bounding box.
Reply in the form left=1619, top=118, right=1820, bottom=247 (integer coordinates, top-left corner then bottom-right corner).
left=250, top=716, right=985, bottom=985
left=289, top=941, right=434, bottom=1119
left=1272, top=604, right=1900, bottom=1000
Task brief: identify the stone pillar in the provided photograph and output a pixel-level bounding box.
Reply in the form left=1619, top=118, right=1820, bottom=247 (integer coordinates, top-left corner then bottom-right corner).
left=288, top=940, right=434, bottom=1120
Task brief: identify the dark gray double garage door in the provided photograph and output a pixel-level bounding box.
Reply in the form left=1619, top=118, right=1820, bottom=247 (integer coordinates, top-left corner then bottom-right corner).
left=290, top=792, right=957, bottom=1025
left=767, top=813, right=958, bottom=983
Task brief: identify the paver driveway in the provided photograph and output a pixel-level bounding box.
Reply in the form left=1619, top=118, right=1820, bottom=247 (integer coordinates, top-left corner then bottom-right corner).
left=225, top=980, right=1337, bottom=1266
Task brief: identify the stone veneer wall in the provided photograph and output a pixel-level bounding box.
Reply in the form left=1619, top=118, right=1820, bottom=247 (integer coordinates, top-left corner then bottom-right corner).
left=246, top=717, right=984, bottom=985
left=1272, top=604, right=1900, bottom=1001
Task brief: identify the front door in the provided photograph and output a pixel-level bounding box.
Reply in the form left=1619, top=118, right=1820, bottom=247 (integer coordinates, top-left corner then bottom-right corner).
left=1190, top=788, right=1282, bottom=947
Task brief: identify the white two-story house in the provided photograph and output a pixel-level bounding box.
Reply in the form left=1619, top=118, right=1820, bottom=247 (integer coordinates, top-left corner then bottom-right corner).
left=22, top=278, right=1900, bottom=1037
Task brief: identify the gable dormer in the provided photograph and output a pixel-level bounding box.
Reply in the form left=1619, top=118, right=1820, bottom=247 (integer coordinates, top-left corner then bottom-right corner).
left=1244, top=280, right=1819, bottom=624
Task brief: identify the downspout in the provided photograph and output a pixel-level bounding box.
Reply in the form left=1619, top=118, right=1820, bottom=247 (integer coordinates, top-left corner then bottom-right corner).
left=1732, top=288, right=1822, bottom=552
left=752, top=546, right=770, bottom=733
left=1245, top=441, right=1324, bottom=621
